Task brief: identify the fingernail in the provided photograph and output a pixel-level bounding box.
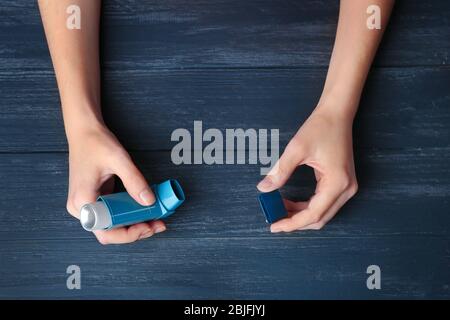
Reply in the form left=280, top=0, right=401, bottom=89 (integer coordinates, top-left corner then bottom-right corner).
left=139, top=189, right=155, bottom=206
left=270, top=225, right=281, bottom=233
left=154, top=225, right=166, bottom=234
left=139, top=229, right=154, bottom=240
left=257, top=178, right=273, bottom=190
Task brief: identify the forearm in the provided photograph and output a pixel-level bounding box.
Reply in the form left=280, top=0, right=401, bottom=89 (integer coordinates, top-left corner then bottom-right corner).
left=38, top=0, right=103, bottom=142
left=317, top=0, right=394, bottom=119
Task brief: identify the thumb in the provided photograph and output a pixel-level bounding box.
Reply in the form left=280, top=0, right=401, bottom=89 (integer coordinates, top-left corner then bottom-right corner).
left=112, top=154, right=155, bottom=206
left=257, top=146, right=301, bottom=192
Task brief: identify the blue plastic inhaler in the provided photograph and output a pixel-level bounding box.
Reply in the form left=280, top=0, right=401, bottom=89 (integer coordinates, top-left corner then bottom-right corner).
left=80, top=179, right=185, bottom=231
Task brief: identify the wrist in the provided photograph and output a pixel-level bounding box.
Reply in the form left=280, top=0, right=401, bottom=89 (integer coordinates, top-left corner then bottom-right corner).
left=66, top=122, right=108, bottom=147
left=64, top=102, right=107, bottom=145
left=314, top=88, right=360, bottom=123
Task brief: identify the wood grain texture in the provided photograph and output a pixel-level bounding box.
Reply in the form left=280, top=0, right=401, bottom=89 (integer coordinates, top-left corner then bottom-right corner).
left=0, top=149, right=448, bottom=240
left=1, top=67, right=449, bottom=152
left=0, top=0, right=449, bottom=300
left=0, top=237, right=448, bottom=299
left=0, top=0, right=449, bottom=73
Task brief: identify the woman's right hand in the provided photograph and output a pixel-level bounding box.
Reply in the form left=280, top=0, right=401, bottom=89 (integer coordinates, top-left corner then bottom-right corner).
left=65, top=124, right=166, bottom=245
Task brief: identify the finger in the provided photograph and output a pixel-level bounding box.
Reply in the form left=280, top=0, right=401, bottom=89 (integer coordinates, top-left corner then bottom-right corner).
left=111, top=153, right=156, bottom=206
left=314, top=168, right=322, bottom=182
left=298, top=182, right=357, bottom=230
left=270, top=177, right=342, bottom=232
left=67, top=182, right=99, bottom=219
left=148, top=220, right=167, bottom=234
left=283, top=199, right=309, bottom=216
left=257, top=144, right=304, bottom=192
left=93, top=222, right=155, bottom=245
left=297, top=192, right=348, bottom=230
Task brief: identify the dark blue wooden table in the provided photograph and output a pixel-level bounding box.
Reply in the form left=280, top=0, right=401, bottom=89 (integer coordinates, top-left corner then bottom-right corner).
left=0, top=0, right=449, bottom=299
